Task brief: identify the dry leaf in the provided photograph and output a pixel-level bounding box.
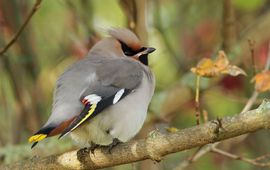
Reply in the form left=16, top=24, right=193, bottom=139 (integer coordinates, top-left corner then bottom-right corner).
left=190, top=58, right=220, bottom=77
left=252, top=71, right=270, bottom=92
left=191, top=50, right=246, bottom=77
left=221, top=65, right=247, bottom=76
left=214, top=51, right=229, bottom=71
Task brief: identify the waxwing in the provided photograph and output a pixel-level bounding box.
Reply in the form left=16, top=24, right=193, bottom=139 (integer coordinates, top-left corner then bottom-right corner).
left=28, top=28, right=155, bottom=151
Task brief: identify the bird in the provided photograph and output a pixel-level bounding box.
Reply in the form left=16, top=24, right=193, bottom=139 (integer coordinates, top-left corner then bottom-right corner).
left=28, top=28, right=156, bottom=152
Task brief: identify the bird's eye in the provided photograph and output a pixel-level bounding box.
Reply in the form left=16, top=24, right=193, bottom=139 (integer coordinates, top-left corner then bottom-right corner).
left=119, top=41, right=137, bottom=56
left=119, top=41, right=148, bottom=65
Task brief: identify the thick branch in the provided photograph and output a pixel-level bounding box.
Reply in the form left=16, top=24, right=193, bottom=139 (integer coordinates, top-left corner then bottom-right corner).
left=2, top=101, right=270, bottom=170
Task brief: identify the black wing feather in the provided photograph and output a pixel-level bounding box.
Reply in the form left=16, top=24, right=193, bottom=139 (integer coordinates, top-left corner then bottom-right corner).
left=59, top=89, right=131, bottom=138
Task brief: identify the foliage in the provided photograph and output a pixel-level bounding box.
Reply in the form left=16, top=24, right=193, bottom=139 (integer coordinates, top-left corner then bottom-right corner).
left=0, top=0, right=270, bottom=169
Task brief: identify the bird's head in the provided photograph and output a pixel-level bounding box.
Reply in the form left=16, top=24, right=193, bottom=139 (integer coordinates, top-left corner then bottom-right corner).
left=90, top=28, right=155, bottom=66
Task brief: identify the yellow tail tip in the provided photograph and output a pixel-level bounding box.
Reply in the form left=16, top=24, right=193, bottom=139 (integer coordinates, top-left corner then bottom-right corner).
left=28, top=134, right=47, bottom=143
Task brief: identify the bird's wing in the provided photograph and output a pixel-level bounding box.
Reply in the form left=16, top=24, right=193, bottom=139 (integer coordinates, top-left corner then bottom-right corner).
left=59, top=59, right=143, bottom=138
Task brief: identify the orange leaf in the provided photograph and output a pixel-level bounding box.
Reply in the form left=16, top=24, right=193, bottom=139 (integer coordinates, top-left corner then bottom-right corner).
left=191, top=50, right=246, bottom=78
left=191, top=58, right=220, bottom=77
left=252, top=71, right=270, bottom=92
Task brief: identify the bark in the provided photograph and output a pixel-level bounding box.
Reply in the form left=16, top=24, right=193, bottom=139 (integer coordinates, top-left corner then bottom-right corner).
left=2, top=101, right=270, bottom=170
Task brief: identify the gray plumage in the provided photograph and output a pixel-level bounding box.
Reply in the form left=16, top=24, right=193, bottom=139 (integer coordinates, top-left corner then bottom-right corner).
left=33, top=28, right=155, bottom=147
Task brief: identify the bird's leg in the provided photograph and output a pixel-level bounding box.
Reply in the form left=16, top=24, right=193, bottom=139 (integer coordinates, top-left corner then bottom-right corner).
left=89, top=141, right=100, bottom=154
left=77, top=147, right=90, bottom=163
left=77, top=141, right=100, bottom=157
left=107, top=138, right=122, bottom=154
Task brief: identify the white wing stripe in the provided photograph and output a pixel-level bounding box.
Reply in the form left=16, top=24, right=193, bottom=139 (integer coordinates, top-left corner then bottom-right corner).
left=84, top=94, right=102, bottom=104
left=113, top=89, right=125, bottom=104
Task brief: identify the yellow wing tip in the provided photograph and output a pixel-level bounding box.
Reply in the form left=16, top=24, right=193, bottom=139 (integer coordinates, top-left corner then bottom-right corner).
left=28, top=134, right=47, bottom=143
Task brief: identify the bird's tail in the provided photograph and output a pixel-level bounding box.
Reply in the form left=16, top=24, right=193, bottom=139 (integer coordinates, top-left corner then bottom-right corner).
left=28, top=117, right=76, bottom=148
left=28, top=126, right=55, bottom=148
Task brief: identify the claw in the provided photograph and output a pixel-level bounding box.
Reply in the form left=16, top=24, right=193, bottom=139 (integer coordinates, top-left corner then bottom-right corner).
left=107, top=138, right=122, bottom=154
left=89, top=141, right=100, bottom=154
left=77, top=147, right=90, bottom=163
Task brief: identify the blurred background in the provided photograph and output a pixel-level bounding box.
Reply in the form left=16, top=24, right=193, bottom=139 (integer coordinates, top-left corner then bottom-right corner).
left=0, top=0, right=270, bottom=169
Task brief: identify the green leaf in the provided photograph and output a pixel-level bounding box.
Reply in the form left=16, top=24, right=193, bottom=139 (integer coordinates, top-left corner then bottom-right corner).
left=233, top=0, right=266, bottom=11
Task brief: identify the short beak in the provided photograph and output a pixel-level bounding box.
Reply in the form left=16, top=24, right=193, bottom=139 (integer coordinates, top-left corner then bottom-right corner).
left=132, top=47, right=156, bottom=59
left=145, top=47, right=156, bottom=54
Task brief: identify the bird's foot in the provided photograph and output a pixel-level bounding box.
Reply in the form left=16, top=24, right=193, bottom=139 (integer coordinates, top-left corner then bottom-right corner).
left=77, top=141, right=101, bottom=156
left=77, top=147, right=90, bottom=163
left=107, top=138, right=122, bottom=154
left=78, top=147, right=90, bottom=155
left=89, top=141, right=101, bottom=154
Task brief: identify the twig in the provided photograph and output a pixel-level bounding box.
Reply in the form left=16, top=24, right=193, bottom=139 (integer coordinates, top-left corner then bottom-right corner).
left=119, top=0, right=148, bottom=44
left=195, top=75, right=201, bottom=125
left=0, top=0, right=42, bottom=56
left=248, top=39, right=256, bottom=75
left=187, top=146, right=204, bottom=162
left=222, top=0, right=236, bottom=52
left=240, top=91, right=259, bottom=113
left=173, top=143, right=219, bottom=170
left=243, top=42, right=270, bottom=109
left=264, top=42, right=270, bottom=72
left=207, top=43, right=270, bottom=169
left=175, top=88, right=259, bottom=170
left=211, top=146, right=270, bottom=167
left=236, top=10, right=270, bottom=65
left=154, top=0, right=182, bottom=71
left=175, top=87, right=259, bottom=170
left=176, top=40, right=270, bottom=170
left=202, top=110, right=209, bottom=123
left=242, top=43, right=270, bottom=113
left=253, top=153, right=270, bottom=161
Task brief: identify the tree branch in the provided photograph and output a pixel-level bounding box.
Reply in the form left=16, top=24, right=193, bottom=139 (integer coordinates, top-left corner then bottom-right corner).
left=211, top=146, right=270, bottom=167
left=235, top=10, right=270, bottom=65
left=119, top=0, right=148, bottom=44
left=2, top=100, right=270, bottom=170
left=0, top=0, right=42, bottom=56
left=174, top=44, right=270, bottom=170
left=222, top=0, right=236, bottom=52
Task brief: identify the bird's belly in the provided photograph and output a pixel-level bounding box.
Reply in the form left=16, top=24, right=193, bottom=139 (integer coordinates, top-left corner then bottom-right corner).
left=70, top=75, right=154, bottom=147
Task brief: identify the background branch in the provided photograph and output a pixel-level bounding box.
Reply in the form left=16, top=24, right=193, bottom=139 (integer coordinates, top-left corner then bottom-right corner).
left=222, top=0, right=236, bottom=52
left=236, top=10, right=270, bottom=65
left=175, top=30, right=270, bottom=170
left=2, top=101, right=270, bottom=170
left=211, top=146, right=270, bottom=167
left=0, top=0, right=42, bottom=56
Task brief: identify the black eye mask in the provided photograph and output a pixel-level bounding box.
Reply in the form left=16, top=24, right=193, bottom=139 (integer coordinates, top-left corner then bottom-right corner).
left=119, top=41, right=148, bottom=65
left=120, top=41, right=137, bottom=56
